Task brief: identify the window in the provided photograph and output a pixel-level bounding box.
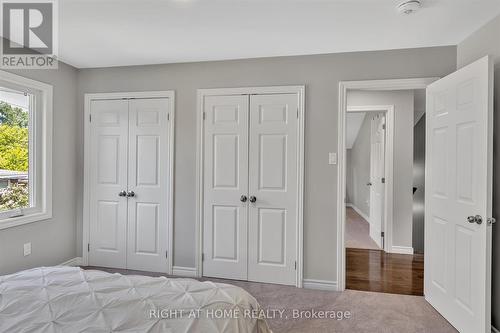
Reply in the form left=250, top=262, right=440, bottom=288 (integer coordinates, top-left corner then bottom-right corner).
left=0, top=71, right=52, bottom=229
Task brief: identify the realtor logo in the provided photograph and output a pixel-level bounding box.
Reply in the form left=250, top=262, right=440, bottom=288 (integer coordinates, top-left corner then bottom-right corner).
left=1, top=0, right=58, bottom=68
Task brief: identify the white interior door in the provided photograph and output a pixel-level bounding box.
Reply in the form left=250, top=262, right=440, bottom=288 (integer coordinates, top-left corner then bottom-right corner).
left=247, top=94, right=298, bottom=286
left=425, top=56, right=493, bottom=333
left=126, top=98, right=170, bottom=273
left=369, top=114, right=385, bottom=248
left=203, top=95, right=249, bottom=280
left=89, top=99, right=129, bottom=269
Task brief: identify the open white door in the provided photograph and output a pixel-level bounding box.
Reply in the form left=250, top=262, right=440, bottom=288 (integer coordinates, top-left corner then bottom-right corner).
left=369, top=114, right=385, bottom=249
left=425, top=56, right=493, bottom=333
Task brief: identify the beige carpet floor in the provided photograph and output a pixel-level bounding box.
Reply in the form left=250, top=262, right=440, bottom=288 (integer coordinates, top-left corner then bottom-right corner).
left=83, top=266, right=457, bottom=333
left=345, top=206, right=381, bottom=250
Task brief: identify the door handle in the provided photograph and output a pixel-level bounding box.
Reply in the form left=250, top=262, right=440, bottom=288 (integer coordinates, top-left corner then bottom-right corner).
left=366, top=182, right=372, bottom=186
left=118, top=190, right=127, bottom=197
left=467, top=215, right=482, bottom=225
left=240, top=195, right=248, bottom=203
left=249, top=196, right=257, bottom=203
left=126, top=191, right=135, bottom=198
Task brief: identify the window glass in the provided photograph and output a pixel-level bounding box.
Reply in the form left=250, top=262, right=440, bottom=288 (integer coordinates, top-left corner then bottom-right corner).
left=0, top=87, right=31, bottom=214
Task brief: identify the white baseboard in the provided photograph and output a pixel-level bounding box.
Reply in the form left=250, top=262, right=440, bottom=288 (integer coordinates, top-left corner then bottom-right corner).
left=172, top=266, right=198, bottom=278
left=391, top=246, right=414, bottom=255
left=347, top=204, right=370, bottom=224
left=59, top=257, right=83, bottom=267
left=303, top=279, right=338, bottom=291
left=492, top=325, right=500, bottom=333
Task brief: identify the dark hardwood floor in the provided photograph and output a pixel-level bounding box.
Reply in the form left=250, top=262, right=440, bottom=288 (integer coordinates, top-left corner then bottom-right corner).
left=346, top=248, right=424, bottom=296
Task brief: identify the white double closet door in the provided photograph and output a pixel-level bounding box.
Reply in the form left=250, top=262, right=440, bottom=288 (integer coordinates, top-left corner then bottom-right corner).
left=203, top=93, right=298, bottom=286
left=88, top=98, right=170, bottom=273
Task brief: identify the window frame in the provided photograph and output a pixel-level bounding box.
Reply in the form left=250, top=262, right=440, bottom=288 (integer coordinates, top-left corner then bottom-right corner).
left=0, top=70, right=53, bottom=229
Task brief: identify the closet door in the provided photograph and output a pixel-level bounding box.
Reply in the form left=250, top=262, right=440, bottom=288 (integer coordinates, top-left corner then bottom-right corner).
left=89, top=99, right=129, bottom=269
left=126, top=98, right=170, bottom=273
left=247, top=94, right=298, bottom=285
left=203, top=95, right=249, bottom=280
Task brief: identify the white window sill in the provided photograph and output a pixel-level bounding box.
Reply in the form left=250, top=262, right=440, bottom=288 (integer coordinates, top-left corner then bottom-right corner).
left=0, top=211, right=52, bottom=230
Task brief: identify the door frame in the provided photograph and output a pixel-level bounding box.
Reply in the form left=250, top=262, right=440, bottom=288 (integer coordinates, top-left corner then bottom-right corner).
left=195, top=85, right=305, bottom=287
left=346, top=105, right=394, bottom=252
left=337, top=78, right=438, bottom=291
left=82, top=90, right=175, bottom=275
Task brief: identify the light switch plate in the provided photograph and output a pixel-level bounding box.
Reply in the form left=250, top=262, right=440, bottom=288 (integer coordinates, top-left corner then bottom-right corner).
left=23, top=242, right=31, bottom=256
left=329, top=152, right=337, bottom=165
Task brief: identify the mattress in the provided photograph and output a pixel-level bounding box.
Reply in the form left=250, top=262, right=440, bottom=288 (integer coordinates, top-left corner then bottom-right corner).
left=0, top=266, right=271, bottom=333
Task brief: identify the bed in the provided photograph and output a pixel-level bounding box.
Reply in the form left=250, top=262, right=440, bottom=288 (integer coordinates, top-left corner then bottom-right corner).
left=0, top=266, right=271, bottom=333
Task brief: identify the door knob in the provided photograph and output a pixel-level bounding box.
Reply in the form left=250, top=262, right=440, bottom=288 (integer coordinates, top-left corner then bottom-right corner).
left=249, top=196, right=257, bottom=203
left=366, top=182, right=372, bottom=186
left=467, top=215, right=482, bottom=225
left=240, top=195, right=248, bottom=203
left=118, top=190, right=127, bottom=197
left=126, top=191, right=135, bottom=197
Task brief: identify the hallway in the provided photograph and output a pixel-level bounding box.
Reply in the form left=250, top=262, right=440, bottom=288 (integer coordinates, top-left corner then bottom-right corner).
left=345, top=207, right=380, bottom=250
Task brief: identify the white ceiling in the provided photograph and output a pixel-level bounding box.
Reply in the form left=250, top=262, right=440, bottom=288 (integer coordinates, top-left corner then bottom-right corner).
left=58, top=0, right=500, bottom=68
left=346, top=112, right=366, bottom=149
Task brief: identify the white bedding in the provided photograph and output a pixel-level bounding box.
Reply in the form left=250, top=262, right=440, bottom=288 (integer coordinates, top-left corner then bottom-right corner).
left=0, top=266, right=271, bottom=333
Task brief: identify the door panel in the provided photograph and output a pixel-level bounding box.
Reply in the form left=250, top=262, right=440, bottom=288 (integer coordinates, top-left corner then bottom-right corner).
left=89, top=99, right=129, bottom=268
left=212, top=205, right=239, bottom=260
left=127, top=98, right=170, bottom=273
left=248, top=94, right=298, bottom=285
left=213, top=134, right=240, bottom=188
left=257, top=208, right=286, bottom=265
left=425, top=56, right=493, bottom=333
left=203, top=95, right=249, bottom=280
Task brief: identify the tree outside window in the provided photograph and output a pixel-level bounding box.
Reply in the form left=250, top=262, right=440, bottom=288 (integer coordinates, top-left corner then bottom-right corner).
left=0, top=96, right=30, bottom=212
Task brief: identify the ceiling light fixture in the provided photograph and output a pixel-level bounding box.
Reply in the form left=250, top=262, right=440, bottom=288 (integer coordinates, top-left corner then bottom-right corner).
left=397, top=0, right=421, bottom=15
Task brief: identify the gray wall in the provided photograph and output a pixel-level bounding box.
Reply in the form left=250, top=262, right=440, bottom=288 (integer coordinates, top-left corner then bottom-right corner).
left=77, top=46, right=456, bottom=281
left=347, top=90, right=415, bottom=249
left=457, top=12, right=500, bottom=329
left=0, top=55, right=79, bottom=274
left=348, top=113, right=372, bottom=217
left=345, top=149, right=353, bottom=204
left=412, top=116, right=425, bottom=254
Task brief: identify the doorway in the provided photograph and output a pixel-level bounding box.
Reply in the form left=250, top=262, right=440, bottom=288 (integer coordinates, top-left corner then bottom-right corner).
left=343, top=92, right=427, bottom=296
left=337, top=79, right=436, bottom=294
left=345, top=106, right=393, bottom=252
left=337, top=57, right=494, bottom=333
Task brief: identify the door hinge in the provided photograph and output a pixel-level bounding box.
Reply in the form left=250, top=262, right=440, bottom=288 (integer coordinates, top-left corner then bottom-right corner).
left=381, top=231, right=385, bottom=238
left=87, top=243, right=90, bottom=252
left=294, top=261, right=297, bottom=270
left=382, top=124, right=386, bottom=130
left=167, top=113, right=170, bottom=121
left=202, top=112, right=206, bottom=120
left=202, top=253, right=205, bottom=261
left=165, top=251, right=168, bottom=259
left=381, top=177, right=386, bottom=184
left=487, top=217, right=496, bottom=226
left=297, top=108, right=299, bottom=119
left=89, top=114, right=92, bottom=122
